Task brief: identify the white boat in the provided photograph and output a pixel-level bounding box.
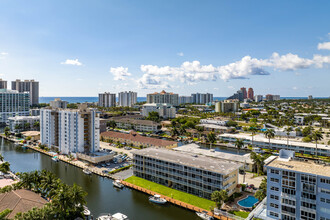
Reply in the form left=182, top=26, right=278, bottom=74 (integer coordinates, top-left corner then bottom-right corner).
left=83, top=205, right=91, bottom=216
left=83, top=169, right=92, bottom=175
left=196, top=211, right=213, bottom=220
left=149, top=194, right=167, bottom=204
left=113, top=180, right=124, bottom=189
left=51, top=156, right=59, bottom=162
left=97, top=213, right=128, bottom=220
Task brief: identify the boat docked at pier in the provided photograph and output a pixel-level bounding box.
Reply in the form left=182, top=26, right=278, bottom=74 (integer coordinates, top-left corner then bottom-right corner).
left=148, top=194, right=167, bottom=204
left=97, top=212, right=128, bottom=220
left=112, top=179, right=124, bottom=189
left=83, top=168, right=92, bottom=175
left=196, top=211, right=213, bottom=220
left=51, top=156, right=59, bottom=162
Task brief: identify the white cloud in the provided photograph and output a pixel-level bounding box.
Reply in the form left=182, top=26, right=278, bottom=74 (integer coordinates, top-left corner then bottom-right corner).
left=0, top=52, right=8, bottom=56
left=61, top=59, right=82, bottom=66
left=292, top=86, right=298, bottom=90
left=318, top=42, right=330, bottom=50
left=110, top=66, right=132, bottom=81
left=177, top=52, right=184, bottom=57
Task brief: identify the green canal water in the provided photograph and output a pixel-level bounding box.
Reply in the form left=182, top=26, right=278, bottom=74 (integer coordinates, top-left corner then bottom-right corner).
left=0, top=137, right=201, bottom=220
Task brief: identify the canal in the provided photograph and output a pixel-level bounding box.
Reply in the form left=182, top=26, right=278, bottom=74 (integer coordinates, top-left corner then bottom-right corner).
left=0, top=137, right=201, bottom=220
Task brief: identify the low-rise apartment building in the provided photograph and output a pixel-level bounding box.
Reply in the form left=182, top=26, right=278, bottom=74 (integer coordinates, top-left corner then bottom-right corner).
left=132, top=148, right=241, bottom=199
left=101, top=131, right=178, bottom=148
left=266, top=150, right=330, bottom=220
left=113, top=118, right=160, bottom=132
left=8, top=116, right=40, bottom=132
left=219, top=133, right=330, bottom=156
left=141, top=103, right=176, bottom=119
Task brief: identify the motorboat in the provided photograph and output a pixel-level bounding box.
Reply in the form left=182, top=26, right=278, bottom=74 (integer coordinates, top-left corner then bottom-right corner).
left=113, top=180, right=124, bottom=189
left=83, top=169, right=92, bottom=175
left=51, top=156, right=59, bottom=162
left=149, top=194, right=167, bottom=204
left=196, top=211, right=213, bottom=220
left=83, top=205, right=91, bottom=216
left=97, top=213, right=128, bottom=220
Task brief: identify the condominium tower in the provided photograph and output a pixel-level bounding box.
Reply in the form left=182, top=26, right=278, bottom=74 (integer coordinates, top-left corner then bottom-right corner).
left=49, top=98, right=68, bottom=109
left=40, top=104, right=100, bottom=155
left=215, top=100, right=239, bottom=113
left=118, top=91, right=137, bottom=107
left=0, top=79, right=7, bottom=89
left=98, top=92, right=116, bottom=107
left=248, top=88, right=254, bottom=99
left=0, top=89, right=30, bottom=124
left=133, top=148, right=241, bottom=199
left=240, top=87, right=247, bottom=99
left=191, top=93, right=213, bottom=104
left=11, top=79, right=39, bottom=105
left=266, top=150, right=330, bottom=220
left=147, top=90, right=179, bottom=106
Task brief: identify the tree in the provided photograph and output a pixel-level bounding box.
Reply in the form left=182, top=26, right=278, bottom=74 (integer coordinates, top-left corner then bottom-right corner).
left=211, top=190, right=228, bottom=209
left=311, top=130, right=323, bottom=157
left=0, top=209, right=12, bottom=219
left=179, top=126, right=186, bottom=136
left=0, top=153, right=3, bottom=162
left=248, top=126, right=258, bottom=147
left=234, top=138, right=244, bottom=153
left=250, top=152, right=267, bottom=175
left=207, top=132, right=216, bottom=144
left=264, top=129, right=275, bottom=149
left=254, top=178, right=267, bottom=201
left=146, top=111, right=160, bottom=122
left=284, top=126, right=293, bottom=149
left=0, top=161, right=11, bottom=173
left=15, top=124, right=22, bottom=132
left=107, top=120, right=117, bottom=129
left=4, top=127, right=10, bottom=137
left=24, top=123, right=31, bottom=130
left=33, top=121, right=40, bottom=130
left=302, top=126, right=313, bottom=137
left=226, top=120, right=238, bottom=127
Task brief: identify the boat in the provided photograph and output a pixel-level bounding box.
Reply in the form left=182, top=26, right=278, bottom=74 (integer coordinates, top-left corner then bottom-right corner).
left=149, top=194, right=167, bottom=204
left=51, top=156, right=59, bottom=162
left=83, top=205, right=91, bottom=216
left=196, top=211, right=213, bottom=220
left=112, top=180, right=124, bottom=189
left=97, top=213, right=128, bottom=220
left=83, top=169, right=92, bottom=175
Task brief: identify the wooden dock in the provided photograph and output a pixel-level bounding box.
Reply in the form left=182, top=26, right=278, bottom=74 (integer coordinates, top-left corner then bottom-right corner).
left=121, top=181, right=234, bottom=220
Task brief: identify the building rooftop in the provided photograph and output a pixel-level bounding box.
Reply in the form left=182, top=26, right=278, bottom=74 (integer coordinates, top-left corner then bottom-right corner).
left=8, top=116, right=40, bottom=120
left=267, top=157, right=330, bottom=177
left=113, top=118, right=160, bottom=126
left=101, top=131, right=177, bottom=147
left=197, top=124, right=231, bottom=130
left=174, top=143, right=253, bottom=164
left=133, top=147, right=242, bottom=175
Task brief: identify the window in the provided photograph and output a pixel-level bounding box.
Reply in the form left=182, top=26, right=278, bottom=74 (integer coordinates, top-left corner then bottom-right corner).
left=282, top=198, right=295, bottom=206
left=320, top=198, right=330, bottom=204
left=270, top=203, right=279, bottom=208
left=269, top=211, right=279, bottom=217
left=271, top=186, right=279, bottom=192
left=301, top=210, right=315, bottom=220
left=270, top=169, right=279, bottom=174
left=321, top=178, right=330, bottom=184
left=301, top=201, right=316, bottom=210
left=271, top=177, right=279, bottom=183
left=270, top=194, right=279, bottom=200
left=282, top=187, right=296, bottom=195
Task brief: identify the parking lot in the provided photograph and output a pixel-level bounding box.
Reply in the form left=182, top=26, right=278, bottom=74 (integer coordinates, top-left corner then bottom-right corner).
left=100, top=141, right=134, bottom=158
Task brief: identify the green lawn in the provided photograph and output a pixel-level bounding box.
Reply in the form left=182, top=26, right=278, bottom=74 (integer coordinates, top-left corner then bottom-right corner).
left=125, top=176, right=215, bottom=210
left=229, top=210, right=249, bottom=218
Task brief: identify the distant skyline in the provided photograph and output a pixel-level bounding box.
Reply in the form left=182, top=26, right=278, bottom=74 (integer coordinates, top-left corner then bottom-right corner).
left=0, top=1, right=330, bottom=97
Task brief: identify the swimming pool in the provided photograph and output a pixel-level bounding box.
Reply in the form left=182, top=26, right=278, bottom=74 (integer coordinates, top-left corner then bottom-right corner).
left=237, top=195, right=259, bottom=208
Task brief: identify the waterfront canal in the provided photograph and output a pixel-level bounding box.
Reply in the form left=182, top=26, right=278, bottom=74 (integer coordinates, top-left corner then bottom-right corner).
left=0, top=137, right=200, bottom=220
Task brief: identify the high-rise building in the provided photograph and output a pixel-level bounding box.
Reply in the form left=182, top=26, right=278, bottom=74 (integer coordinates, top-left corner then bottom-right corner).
left=11, top=79, right=39, bottom=106
left=50, top=98, right=68, bottom=109
left=248, top=88, right=254, bottom=99
left=179, top=96, right=193, bottom=104
left=118, top=91, right=137, bottom=107
left=40, top=104, right=100, bottom=155
left=98, top=92, right=116, bottom=107
left=0, top=79, right=7, bottom=89
left=0, top=89, right=30, bottom=124
left=254, top=95, right=263, bottom=102
left=308, top=95, right=313, bottom=100
left=266, top=94, right=281, bottom=101
left=240, top=87, right=247, bottom=99
left=147, top=90, right=179, bottom=106
left=191, top=93, right=213, bottom=104
left=215, top=100, right=239, bottom=113
left=227, top=90, right=244, bottom=101
left=141, top=103, right=176, bottom=119
left=266, top=150, right=330, bottom=220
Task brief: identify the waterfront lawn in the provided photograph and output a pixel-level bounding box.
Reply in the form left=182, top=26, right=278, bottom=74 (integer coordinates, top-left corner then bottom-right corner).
left=228, top=210, right=249, bottom=218
left=125, top=176, right=215, bottom=210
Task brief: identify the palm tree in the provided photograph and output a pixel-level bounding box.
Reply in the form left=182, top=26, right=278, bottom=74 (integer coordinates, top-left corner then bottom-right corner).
left=264, top=129, right=275, bottom=149
left=248, top=126, right=258, bottom=147
left=311, top=130, right=323, bottom=157
left=33, top=121, right=40, bottom=130
left=284, top=126, right=293, bottom=149
left=0, top=153, right=4, bottom=162
left=0, top=161, right=10, bottom=173
left=4, top=127, right=10, bottom=137
left=211, top=190, right=228, bottom=209
left=250, top=152, right=267, bottom=175
left=234, top=138, right=244, bottom=153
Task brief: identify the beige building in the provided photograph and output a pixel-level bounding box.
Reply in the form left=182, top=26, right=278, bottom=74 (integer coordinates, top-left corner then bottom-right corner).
left=0, top=78, right=7, bottom=89
left=133, top=148, right=240, bottom=199
left=98, top=92, right=116, bottom=107
left=215, top=100, right=239, bottom=113
left=11, top=79, right=39, bottom=105
left=49, top=98, right=68, bottom=108
left=147, top=90, right=179, bottom=106
left=113, top=118, right=160, bottom=132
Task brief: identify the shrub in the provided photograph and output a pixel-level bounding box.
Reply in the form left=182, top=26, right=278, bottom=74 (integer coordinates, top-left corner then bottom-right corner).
left=302, top=136, right=312, bottom=142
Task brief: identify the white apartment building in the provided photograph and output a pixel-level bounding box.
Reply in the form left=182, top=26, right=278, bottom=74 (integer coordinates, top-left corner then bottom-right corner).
left=200, top=119, right=228, bottom=126
left=254, top=95, right=263, bottom=102
left=141, top=103, right=176, bottom=119
left=0, top=89, right=30, bottom=124
left=50, top=98, right=68, bottom=109
left=191, top=93, right=213, bottom=104
left=266, top=150, right=330, bottom=220
left=40, top=104, right=100, bottom=155
left=8, top=116, right=40, bottom=132
left=98, top=92, right=116, bottom=107
left=147, top=90, right=179, bottom=106
left=118, top=91, right=137, bottom=107
left=179, top=96, right=193, bottom=104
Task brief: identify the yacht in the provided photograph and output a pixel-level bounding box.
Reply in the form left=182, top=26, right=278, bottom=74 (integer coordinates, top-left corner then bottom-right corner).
left=83, top=169, right=92, bottom=175
left=51, top=156, right=59, bottom=162
left=97, top=213, right=128, bottom=220
left=83, top=205, right=91, bottom=216
left=149, top=194, right=167, bottom=204
left=112, top=180, right=124, bottom=189
left=196, top=211, right=213, bottom=220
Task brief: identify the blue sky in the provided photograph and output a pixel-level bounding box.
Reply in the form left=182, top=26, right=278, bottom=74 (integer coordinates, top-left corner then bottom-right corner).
left=0, top=0, right=329, bottom=97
